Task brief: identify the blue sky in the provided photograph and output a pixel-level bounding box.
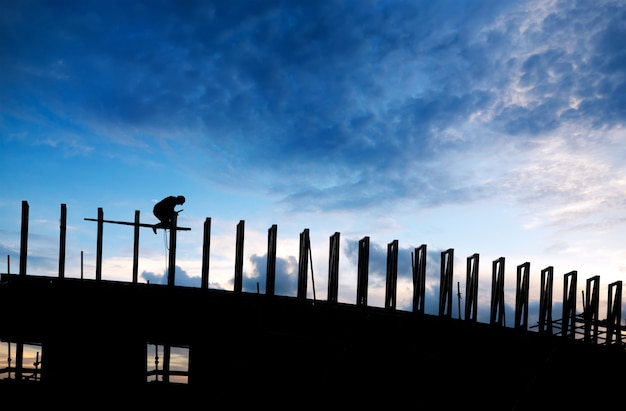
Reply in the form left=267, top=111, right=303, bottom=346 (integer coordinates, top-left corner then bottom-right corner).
left=1, top=0, right=626, bottom=326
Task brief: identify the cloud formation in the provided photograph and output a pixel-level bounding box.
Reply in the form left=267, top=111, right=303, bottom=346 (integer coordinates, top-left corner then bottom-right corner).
left=141, top=265, right=200, bottom=287
left=3, top=0, right=624, bottom=217
left=242, top=253, right=299, bottom=295
left=2, top=0, right=625, bottom=321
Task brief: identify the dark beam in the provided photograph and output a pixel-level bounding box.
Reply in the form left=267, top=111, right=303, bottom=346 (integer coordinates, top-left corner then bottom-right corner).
left=356, top=236, right=369, bottom=306
left=167, top=214, right=178, bottom=287
left=234, top=220, right=244, bottom=293
left=412, top=244, right=427, bottom=315
left=297, top=229, right=310, bottom=300
left=132, top=210, right=140, bottom=283
left=84, top=218, right=191, bottom=231
left=606, top=281, right=622, bottom=345
left=201, top=218, right=212, bottom=290
left=96, top=208, right=103, bottom=281
left=439, top=249, right=454, bottom=318
left=58, top=203, right=67, bottom=279
left=19, top=200, right=28, bottom=276
left=385, top=240, right=398, bottom=310
left=490, top=257, right=505, bottom=326
left=562, top=271, right=577, bottom=339
left=515, top=262, right=530, bottom=330
left=583, top=275, right=600, bottom=344
left=328, top=232, right=340, bottom=303
left=465, top=253, right=479, bottom=322
left=539, top=266, right=554, bottom=334
left=266, top=224, right=277, bottom=296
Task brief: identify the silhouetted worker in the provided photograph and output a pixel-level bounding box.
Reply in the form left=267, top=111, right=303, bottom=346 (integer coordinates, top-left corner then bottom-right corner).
left=152, top=195, right=185, bottom=234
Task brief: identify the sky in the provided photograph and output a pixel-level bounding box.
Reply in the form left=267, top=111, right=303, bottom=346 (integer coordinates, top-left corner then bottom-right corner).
left=1, top=0, right=626, bottom=329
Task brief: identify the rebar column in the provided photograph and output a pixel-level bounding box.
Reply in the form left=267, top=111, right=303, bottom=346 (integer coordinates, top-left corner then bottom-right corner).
left=606, top=281, right=622, bottom=345
left=96, top=207, right=103, bottom=281
left=385, top=240, right=398, bottom=310
left=328, top=232, right=340, bottom=303
left=19, top=200, right=28, bottom=276
left=465, top=253, right=479, bottom=322
left=265, top=224, right=278, bottom=295
left=439, top=249, right=454, bottom=318
left=266, top=224, right=277, bottom=296
left=297, top=229, right=310, bottom=300
left=234, top=220, right=245, bottom=293
left=58, top=203, right=67, bottom=279
left=490, top=257, right=506, bottom=326
left=539, top=266, right=554, bottom=333
left=356, top=237, right=369, bottom=307
left=562, top=271, right=577, bottom=339
left=583, top=275, right=600, bottom=344
left=412, top=244, right=427, bottom=315
left=132, top=210, right=140, bottom=283
left=515, top=262, right=530, bottom=330
left=167, top=213, right=178, bottom=287
left=201, top=218, right=211, bottom=290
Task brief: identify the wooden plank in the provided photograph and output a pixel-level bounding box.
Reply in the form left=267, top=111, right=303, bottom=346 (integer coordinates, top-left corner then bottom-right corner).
left=84, top=218, right=191, bottom=231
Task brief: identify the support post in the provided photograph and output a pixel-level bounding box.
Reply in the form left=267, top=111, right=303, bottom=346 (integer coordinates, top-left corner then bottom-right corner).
left=490, top=257, right=506, bottom=326
left=201, top=218, right=212, bottom=290
left=58, top=203, right=67, bottom=279
left=162, top=344, right=171, bottom=384
left=266, top=224, right=277, bottom=296
left=539, top=266, right=554, bottom=333
left=412, top=244, right=427, bottom=315
left=234, top=220, right=244, bottom=293
left=562, top=271, right=577, bottom=339
left=15, top=342, right=23, bottom=381
left=167, top=213, right=178, bottom=287
left=356, top=237, right=369, bottom=307
left=439, top=249, right=454, bottom=318
left=297, top=229, right=310, bottom=300
left=385, top=240, right=398, bottom=310
left=583, top=275, right=600, bottom=344
left=465, top=253, right=479, bottom=322
left=606, top=281, right=622, bottom=346
left=515, top=262, right=530, bottom=330
left=19, top=200, right=28, bottom=276
left=132, top=210, right=140, bottom=283
left=328, top=232, right=340, bottom=303
left=96, top=207, right=103, bottom=281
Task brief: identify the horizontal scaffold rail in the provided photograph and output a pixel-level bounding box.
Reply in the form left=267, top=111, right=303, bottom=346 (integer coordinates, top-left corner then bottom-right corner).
left=83, top=218, right=191, bottom=231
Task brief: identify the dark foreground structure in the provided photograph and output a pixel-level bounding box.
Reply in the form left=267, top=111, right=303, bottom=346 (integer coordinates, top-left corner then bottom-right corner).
left=1, top=201, right=625, bottom=409
left=1, top=275, right=625, bottom=409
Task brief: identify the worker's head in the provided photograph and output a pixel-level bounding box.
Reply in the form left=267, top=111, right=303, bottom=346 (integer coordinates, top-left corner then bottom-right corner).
left=177, top=195, right=186, bottom=204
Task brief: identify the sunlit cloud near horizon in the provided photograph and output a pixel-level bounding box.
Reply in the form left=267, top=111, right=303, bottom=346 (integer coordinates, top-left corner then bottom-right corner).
left=1, top=0, right=626, bottom=327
